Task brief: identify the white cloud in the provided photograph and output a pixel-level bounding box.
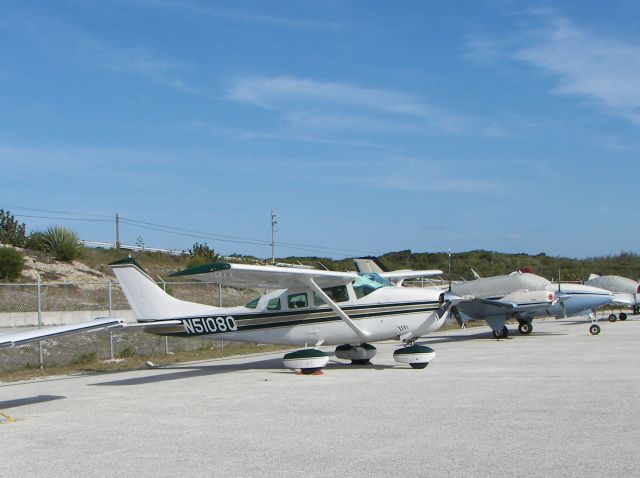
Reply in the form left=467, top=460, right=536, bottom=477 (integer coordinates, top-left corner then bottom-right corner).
left=228, top=76, right=434, bottom=117
left=513, top=15, right=640, bottom=124
left=226, top=75, right=488, bottom=137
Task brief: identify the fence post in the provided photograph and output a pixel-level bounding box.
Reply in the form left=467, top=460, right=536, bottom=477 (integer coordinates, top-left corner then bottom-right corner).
left=37, top=275, right=43, bottom=370
left=164, top=336, right=169, bottom=354
left=108, top=280, right=112, bottom=316
left=109, top=331, right=115, bottom=360
left=219, top=284, right=222, bottom=307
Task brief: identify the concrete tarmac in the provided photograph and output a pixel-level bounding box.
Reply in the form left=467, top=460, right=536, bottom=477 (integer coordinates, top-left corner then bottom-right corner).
left=2, top=318, right=639, bottom=477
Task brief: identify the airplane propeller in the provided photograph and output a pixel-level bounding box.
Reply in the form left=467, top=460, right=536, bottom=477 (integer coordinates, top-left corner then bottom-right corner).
left=557, top=268, right=568, bottom=318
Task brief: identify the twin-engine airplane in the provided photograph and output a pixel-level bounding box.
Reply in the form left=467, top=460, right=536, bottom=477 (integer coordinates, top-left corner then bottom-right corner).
left=0, top=258, right=459, bottom=374
left=352, top=257, right=614, bottom=337
left=584, top=274, right=639, bottom=320
left=450, top=271, right=614, bottom=337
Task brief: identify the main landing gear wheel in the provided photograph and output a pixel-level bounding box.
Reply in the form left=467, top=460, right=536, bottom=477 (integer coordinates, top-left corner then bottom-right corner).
left=492, top=326, right=509, bottom=339
left=518, top=322, right=532, bottom=335
left=619, top=312, right=628, bottom=321
left=589, top=324, right=601, bottom=335
left=608, top=314, right=617, bottom=322
left=335, top=343, right=377, bottom=365
left=283, top=349, right=329, bottom=374
left=393, top=344, right=436, bottom=369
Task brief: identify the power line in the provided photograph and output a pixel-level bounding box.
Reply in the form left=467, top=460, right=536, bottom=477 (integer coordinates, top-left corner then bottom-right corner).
left=8, top=206, right=378, bottom=256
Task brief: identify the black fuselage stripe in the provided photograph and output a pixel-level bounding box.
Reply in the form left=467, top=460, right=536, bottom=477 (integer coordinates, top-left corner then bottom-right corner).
left=169, top=305, right=439, bottom=336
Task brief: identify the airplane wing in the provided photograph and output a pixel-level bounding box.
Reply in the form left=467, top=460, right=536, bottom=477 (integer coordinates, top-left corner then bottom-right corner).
left=611, top=292, right=636, bottom=307
left=379, top=270, right=443, bottom=282
left=0, top=318, right=125, bottom=348
left=170, top=262, right=359, bottom=289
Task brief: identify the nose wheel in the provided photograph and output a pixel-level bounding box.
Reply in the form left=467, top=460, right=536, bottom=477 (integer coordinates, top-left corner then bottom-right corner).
left=517, top=321, right=533, bottom=335
left=589, top=324, right=601, bottom=335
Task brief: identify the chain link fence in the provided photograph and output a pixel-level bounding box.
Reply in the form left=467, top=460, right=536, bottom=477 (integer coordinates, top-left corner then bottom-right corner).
left=0, top=280, right=259, bottom=371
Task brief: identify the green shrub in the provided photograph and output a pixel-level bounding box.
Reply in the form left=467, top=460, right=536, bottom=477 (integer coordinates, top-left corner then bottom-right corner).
left=0, top=247, right=24, bottom=280
left=31, top=226, right=82, bottom=261
left=71, top=352, right=97, bottom=365
left=117, top=347, right=135, bottom=358
left=0, top=209, right=27, bottom=246
left=187, top=242, right=220, bottom=267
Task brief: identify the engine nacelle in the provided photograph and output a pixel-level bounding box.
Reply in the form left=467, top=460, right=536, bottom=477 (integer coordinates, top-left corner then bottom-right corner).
left=501, top=289, right=555, bottom=304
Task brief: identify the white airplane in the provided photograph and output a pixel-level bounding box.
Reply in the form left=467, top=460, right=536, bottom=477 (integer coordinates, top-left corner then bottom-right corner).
left=352, top=258, right=615, bottom=336
left=0, top=258, right=458, bottom=374
left=584, top=274, right=639, bottom=320
left=353, top=256, right=444, bottom=286
left=451, top=271, right=614, bottom=337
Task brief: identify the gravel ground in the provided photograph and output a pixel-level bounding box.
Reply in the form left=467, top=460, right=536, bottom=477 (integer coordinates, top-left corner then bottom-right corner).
left=2, top=317, right=639, bottom=477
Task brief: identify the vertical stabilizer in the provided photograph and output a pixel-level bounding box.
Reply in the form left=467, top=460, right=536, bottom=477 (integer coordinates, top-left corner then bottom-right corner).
left=110, top=258, right=215, bottom=321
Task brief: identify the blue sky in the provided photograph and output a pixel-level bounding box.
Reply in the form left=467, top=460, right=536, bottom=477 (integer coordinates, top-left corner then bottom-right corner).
left=1, top=1, right=639, bottom=259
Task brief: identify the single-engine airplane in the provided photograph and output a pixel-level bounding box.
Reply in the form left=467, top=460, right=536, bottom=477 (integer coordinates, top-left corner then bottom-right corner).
left=0, top=258, right=459, bottom=374
left=353, top=256, right=444, bottom=286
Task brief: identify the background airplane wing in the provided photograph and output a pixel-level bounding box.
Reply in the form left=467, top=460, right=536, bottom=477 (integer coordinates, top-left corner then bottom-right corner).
left=170, top=262, right=359, bottom=289
left=0, top=317, right=125, bottom=348
left=455, top=296, right=554, bottom=319
left=380, top=270, right=443, bottom=282
left=611, top=292, right=636, bottom=307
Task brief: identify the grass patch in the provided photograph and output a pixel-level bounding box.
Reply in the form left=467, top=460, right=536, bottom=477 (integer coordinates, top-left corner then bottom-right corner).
left=0, top=343, right=294, bottom=383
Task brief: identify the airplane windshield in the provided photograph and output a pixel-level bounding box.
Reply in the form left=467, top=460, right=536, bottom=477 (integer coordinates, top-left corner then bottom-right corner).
left=353, top=273, right=393, bottom=298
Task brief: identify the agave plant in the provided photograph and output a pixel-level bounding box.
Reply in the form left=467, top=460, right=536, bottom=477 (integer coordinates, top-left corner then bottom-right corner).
left=35, top=226, right=81, bottom=261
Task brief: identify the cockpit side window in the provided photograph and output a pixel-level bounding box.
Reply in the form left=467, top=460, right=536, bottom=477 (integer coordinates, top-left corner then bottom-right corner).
left=287, top=292, right=308, bottom=309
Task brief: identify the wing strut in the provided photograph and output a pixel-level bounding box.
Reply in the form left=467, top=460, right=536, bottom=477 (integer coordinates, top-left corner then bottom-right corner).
left=305, top=278, right=370, bottom=342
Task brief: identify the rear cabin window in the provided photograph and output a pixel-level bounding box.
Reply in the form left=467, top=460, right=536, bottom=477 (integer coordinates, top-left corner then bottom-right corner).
left=267, top=298, right=281, bottom=311
left=287, top=293, right=308, bottom=309
left=313, top=285, right=349, bottom=305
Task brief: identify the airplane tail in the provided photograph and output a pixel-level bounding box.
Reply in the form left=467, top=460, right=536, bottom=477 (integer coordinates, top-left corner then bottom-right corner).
left=353, top=257, right=388, bottom=274
left=110, top=258, right=215, bottom=321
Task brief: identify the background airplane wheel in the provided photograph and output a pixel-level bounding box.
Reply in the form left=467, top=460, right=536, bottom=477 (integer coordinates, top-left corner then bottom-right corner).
left=589, top=324, right=601, bottom=335
left=518, top=322, right=532, bottom=335
left=619, top=312, right=627, bottom=321
left=608, top=314, right=617, bottom=322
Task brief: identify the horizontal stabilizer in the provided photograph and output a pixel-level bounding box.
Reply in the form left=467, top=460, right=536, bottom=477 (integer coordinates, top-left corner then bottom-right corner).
left=0, top=318, right=125, bottom=349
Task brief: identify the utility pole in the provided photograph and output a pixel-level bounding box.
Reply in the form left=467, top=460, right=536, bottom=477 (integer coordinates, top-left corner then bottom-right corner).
left=115, top=212, right=120, bottom=250
left=271, top=209, right=277, bottom=264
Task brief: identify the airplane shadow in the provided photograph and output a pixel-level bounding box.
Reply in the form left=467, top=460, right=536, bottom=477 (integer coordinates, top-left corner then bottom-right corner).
left=419, top=329, right=568, bottom=345
left=0, top=395, right=65, bottom=410
left=92, top=356, right=287, bottom=386
left=93, top=354, right=404, bottom=386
